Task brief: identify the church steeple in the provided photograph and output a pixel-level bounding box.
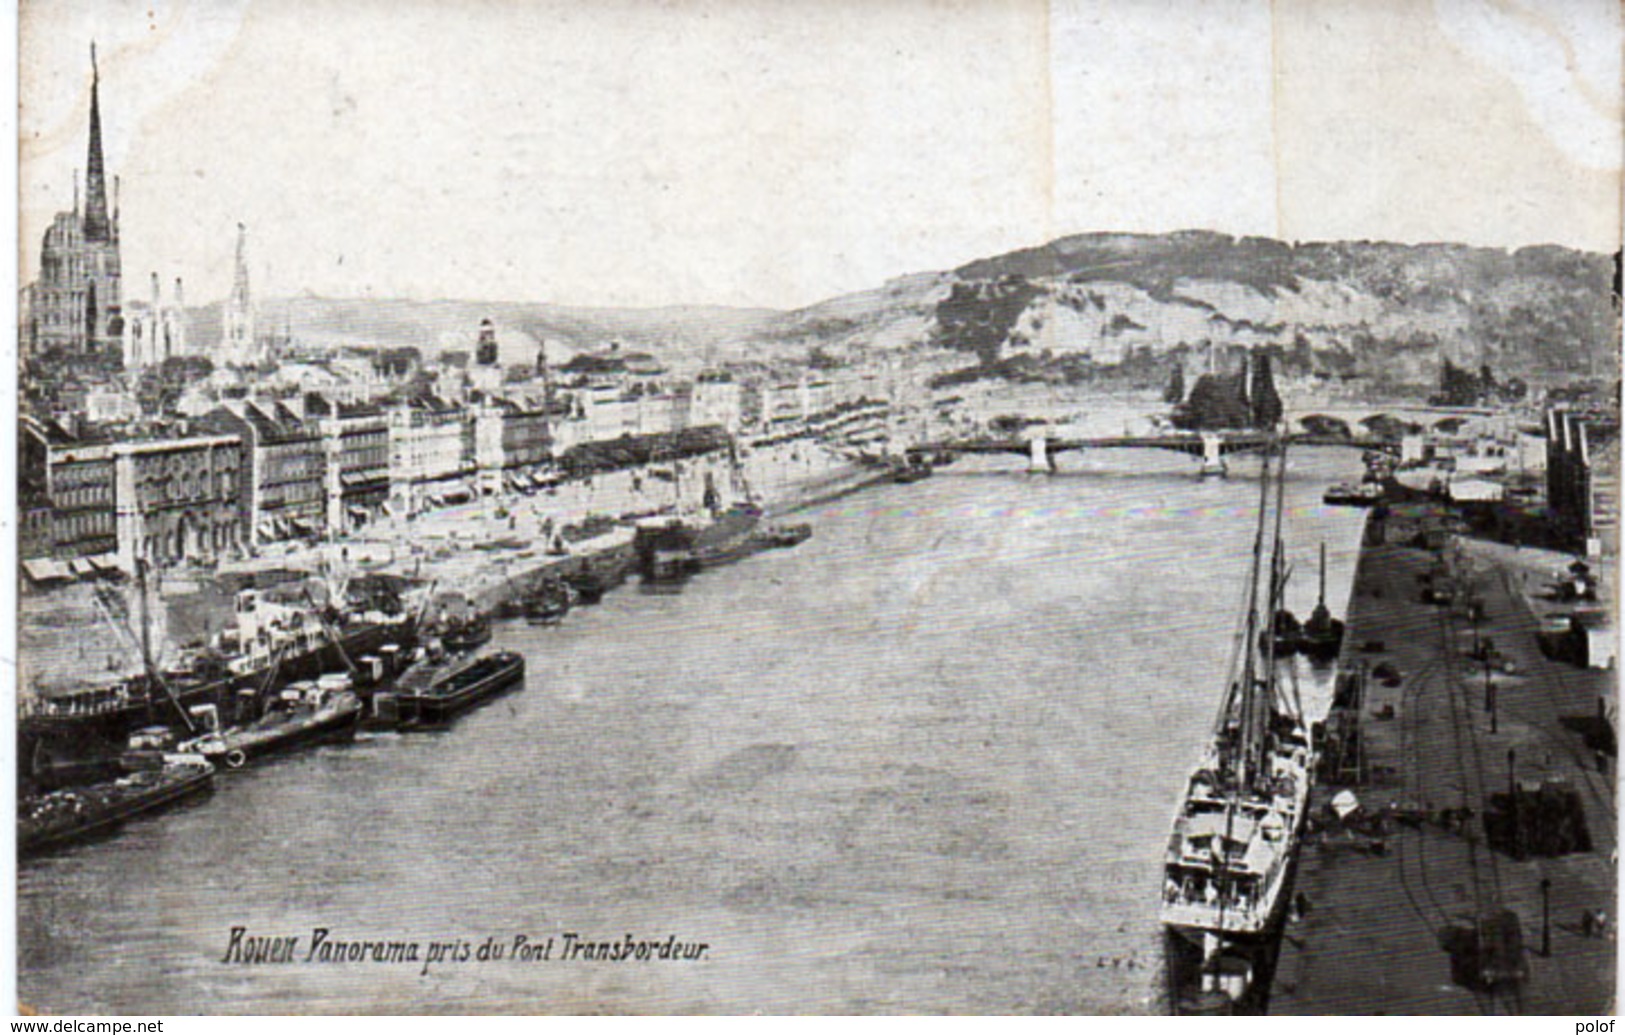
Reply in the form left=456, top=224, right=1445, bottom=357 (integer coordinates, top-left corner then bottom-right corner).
left=83, top=43, right=111, bottom=243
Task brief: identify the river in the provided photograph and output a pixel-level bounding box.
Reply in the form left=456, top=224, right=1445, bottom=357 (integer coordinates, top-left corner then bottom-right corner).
left=18, top=445, right=1369, bottom=1014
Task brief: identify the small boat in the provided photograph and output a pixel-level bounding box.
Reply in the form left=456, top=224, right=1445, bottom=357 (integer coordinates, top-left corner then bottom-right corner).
left=179, top=675, right=363, bottom=769
left=1299, top=543, right=1345, bottom=663
left=20, top=729, right=216, bottom=857
left=390, top=650, right=526, bottom=726
left=1322, top=482, right=1383, bottom=507
left=891, top=459, right=932, bottom=483
left=752, top=522, right=813, bottom=549
left=439, top=613, right=492, bottom=653
left=523, top=580, right=576, bottom=626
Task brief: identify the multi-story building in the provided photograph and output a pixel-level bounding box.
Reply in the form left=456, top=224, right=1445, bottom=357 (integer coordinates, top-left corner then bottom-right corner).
left=20, top=485, right=55, bottom=563
left=470, top=394, right=554, bottom=495
left=112, top=430, right=244, bottom=570
left=21, top=416, right=118, bottom=560
left=305, top=395, right=390, bottom=533
left=201, top=401, right=325, bottom=546
left=387, top=394, right=475, bottom=515
left=760, top=381, right=805, bottom=428
left=692, top=374, right=743, bottom=434
left=24, top=51, right=122, bottom=359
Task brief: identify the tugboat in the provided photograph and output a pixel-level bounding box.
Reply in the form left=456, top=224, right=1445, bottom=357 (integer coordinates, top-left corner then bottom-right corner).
left=178, top=673, right=363, bottom=769
left=1298, top=544, right=1345, bottom=664
left=19, top=728, right=215, bottom=858
left=752, top=522, right=813, bottom=550
left=1162, top=442, right=1314, bottom=1014
left=388, top=649, right=526, bottom=726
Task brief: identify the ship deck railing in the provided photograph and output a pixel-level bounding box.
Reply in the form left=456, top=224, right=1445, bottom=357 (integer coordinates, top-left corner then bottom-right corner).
left=21, top=688, right=144, bottom=718
left=1162, top=894, right=1273, bottom=934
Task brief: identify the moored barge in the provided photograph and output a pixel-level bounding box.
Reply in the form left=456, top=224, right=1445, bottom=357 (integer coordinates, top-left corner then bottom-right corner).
left=390, top=650, right=526, bottom=726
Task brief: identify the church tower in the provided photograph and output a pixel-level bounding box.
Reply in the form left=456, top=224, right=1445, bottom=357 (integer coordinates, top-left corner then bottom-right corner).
left=29, top=45, right=123, bottom=358
left=80, top=44, right=121, bottom=353
left=222, top=223, right=256, bottom=366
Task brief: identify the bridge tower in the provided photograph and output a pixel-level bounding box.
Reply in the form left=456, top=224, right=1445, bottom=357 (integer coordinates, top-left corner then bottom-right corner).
left=1199, top=433, right=1227, bottom=478
left=1028, top=435, right=1056, bottom=474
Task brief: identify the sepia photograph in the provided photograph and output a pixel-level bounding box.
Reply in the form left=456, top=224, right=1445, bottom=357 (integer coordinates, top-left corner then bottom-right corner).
left=11, top=0, right=1621, bottom=1016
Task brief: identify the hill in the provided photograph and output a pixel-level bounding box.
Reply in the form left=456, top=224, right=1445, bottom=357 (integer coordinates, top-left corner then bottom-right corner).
left=931, top=231, right=1618, bottom=390
left=182, top=231, right=1619, bottom=391
left=187, top=297, right=785, bottom=374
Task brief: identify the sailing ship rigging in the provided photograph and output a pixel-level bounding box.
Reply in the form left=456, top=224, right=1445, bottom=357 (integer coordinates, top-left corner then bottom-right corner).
left=1162, top=440, right=1314, bottom=1011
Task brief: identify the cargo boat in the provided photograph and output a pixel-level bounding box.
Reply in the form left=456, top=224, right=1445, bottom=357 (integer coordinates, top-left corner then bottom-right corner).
left=179, top=675, right=364, bottom=769
left=691, top=503, right=765, bottom=569
left=20, top=585, right=411, bottom=736
left=1162, top=442, right=1314, bottom=1014
left=19, top=729, right=215, bottom=858
left=633, top=503, right=764, bottom=580
left=390, top=650, right=526, bottom=726
left=19, top=582, right=414, bottom=782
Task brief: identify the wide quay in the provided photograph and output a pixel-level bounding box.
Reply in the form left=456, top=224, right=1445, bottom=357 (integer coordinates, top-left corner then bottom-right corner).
left=1273, top=516, right=1616, bottom=1014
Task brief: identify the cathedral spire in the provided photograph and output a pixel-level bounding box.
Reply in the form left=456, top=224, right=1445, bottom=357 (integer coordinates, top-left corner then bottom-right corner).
left=83, top=42, right=111, bottom=242
left=224, top=223, right=256, bottom=365
left=231, top=223, right=251, bottom=307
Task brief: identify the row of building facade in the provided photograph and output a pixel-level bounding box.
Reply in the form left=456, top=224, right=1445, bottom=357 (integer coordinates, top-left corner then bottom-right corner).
left=21, top=391, right=550, bottom=572
left=20, top=364, right=899, bottom=576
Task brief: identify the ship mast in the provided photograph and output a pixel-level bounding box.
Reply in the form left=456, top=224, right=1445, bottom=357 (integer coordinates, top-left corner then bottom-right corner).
left=1233, top=445, right=1272, bottom=788
left=1253, top=439, right=1290, bottom=782
left=1318, top=542, right=1328, bottom=609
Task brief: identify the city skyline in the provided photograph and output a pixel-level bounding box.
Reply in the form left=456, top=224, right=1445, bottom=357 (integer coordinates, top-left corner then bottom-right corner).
left=19, top=0, right=1624, bottom=312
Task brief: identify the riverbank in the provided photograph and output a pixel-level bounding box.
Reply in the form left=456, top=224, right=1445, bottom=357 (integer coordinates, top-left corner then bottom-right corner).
left=18, top=437, right=885, bottom=697
left=1271, top=515, right=1617, bottom=1014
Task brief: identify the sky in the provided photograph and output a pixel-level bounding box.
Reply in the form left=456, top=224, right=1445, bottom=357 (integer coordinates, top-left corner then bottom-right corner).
left=16, top=0, right=1624, bottom=311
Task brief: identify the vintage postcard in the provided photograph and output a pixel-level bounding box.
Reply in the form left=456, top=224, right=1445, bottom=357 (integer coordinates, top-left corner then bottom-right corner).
left=13, top=0, right=1620, bottom=1016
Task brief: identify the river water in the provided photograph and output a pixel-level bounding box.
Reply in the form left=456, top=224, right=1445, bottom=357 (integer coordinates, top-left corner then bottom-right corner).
left=18, top=446, right=1369, bottom=1014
